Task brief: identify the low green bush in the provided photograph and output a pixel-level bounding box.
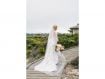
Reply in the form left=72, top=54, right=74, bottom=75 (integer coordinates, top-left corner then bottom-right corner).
left=26, top=33, right=79, bottom=59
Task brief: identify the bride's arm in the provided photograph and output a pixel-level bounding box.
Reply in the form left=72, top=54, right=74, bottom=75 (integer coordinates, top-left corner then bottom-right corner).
left=53, top=31, right=58, bottom=43
left=56, top=32, right=59, bottom=42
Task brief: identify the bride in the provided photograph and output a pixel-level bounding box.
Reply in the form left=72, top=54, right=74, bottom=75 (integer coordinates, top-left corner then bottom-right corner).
left=34, top=25, right=66, bottom=76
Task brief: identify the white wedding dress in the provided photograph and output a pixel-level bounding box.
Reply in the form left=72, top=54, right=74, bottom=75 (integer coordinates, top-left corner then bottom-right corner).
left=34, top=29, right=66, bottom=76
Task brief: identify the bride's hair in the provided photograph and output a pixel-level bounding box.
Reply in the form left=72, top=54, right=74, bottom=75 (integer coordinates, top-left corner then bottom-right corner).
left=53, top=25, right=57, bottom=31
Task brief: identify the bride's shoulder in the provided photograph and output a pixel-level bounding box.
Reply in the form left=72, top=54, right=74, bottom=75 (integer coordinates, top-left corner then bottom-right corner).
left=55, top=31, right=58, bottom=33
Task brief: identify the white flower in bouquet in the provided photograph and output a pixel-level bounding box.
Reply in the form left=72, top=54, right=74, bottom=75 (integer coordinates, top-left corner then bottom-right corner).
left=55, top=44, right=64, bottom=52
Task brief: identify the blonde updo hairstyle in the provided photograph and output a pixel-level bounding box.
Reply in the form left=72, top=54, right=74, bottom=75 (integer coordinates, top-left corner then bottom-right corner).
left=53, top=25, right=58, bottom=31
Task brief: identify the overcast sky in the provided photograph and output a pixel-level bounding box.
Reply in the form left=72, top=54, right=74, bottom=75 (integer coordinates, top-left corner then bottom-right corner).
left=27, top=0, right=78, bottom=33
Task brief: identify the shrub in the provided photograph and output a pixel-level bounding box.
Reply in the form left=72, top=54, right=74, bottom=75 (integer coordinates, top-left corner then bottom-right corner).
left=26, top=33, right=79, bottom=59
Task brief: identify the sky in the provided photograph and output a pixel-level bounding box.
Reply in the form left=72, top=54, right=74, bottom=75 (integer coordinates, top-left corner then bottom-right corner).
left=27, top=0, right=78, bottom=33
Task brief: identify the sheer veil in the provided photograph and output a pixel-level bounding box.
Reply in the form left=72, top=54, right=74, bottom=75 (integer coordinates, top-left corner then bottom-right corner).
left=34, top=27, right=66, bottom=76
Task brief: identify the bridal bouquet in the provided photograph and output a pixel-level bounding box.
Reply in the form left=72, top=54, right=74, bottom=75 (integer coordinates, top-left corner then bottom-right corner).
left=55, top=44, right=64, bottom=52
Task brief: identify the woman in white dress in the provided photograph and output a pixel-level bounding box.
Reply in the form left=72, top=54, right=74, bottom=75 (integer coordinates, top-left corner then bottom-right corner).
left=34, top=25, right=66, bottom=76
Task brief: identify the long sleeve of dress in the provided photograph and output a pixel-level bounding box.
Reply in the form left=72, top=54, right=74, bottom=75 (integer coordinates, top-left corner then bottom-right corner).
left=53, top=31, right=58, bottom=45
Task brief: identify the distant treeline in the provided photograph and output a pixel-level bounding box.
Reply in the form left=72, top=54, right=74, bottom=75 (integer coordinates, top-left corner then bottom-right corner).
left=26, top=33, right=79, bottom=59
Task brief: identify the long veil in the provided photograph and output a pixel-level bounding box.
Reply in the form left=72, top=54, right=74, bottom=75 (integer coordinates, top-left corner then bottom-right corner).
left=34, top=28, right=66, bottom=76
